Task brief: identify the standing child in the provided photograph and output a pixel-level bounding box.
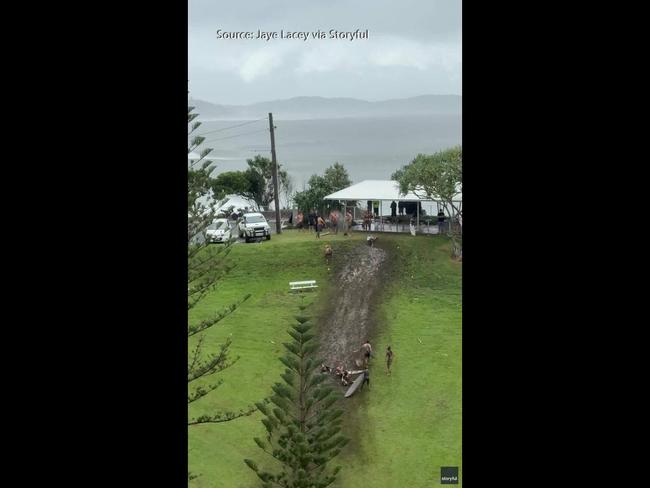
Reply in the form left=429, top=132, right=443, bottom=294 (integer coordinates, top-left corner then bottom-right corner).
left=329, top=209, right=339, bottom=235
left=324, top=244, right=333, bottom=264
left=344, top=210, right=353, bottom=236
left=316, top=215, right=325, bottom=238
left=361, top=369, right=370, bottom=390
left=359, top=340, right=372, bottom=368
left=308, top=210, right=316, bottom=232
left=296, top=211, right=304, bottom=231
left=385, top=346, right=394, bottom=375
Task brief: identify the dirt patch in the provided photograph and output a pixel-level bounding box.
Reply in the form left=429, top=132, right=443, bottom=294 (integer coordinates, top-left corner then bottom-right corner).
left=311, top=238, right=395, bottom=469
left=316, top=241, right=390, bottom=372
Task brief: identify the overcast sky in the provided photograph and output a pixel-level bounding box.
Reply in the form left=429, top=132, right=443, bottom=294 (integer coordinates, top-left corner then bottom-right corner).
left=189, top=0, right=461, bottom=105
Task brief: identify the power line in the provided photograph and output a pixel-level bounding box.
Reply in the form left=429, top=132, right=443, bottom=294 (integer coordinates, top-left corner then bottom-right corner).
left=189, top=135, right=272, bottom=169
left=197, top=128, right=269, bottom=146
left=188, top=153, right=215, bottom=168
left=191, top=117, right=266, bottom=138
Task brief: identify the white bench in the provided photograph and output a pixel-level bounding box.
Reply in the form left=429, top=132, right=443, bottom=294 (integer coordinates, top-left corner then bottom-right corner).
left=289, top=280, right=318, bottom=291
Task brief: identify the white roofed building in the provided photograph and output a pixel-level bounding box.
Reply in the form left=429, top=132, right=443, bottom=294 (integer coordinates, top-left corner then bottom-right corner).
left=323, top=180, right=461, bottom=233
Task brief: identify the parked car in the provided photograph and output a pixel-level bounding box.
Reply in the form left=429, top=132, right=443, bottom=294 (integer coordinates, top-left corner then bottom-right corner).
left=237, top=212, right=271, bottom=242
left=205, top=218, right=232, bottom=243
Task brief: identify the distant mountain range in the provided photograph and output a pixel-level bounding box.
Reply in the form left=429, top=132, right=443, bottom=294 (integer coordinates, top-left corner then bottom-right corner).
left=189, top=95, right=461, bottom=120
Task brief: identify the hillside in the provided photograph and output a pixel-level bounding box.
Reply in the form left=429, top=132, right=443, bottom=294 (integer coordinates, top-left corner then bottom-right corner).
left=189, top=94, right=461, bottom=120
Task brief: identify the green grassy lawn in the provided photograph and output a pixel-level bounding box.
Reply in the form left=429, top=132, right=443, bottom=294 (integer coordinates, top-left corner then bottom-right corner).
left=334, top=234, right=462, bottom=488
left=188, top=230, right=461, bottom=487
left=188, top=230, right=363, bottom=487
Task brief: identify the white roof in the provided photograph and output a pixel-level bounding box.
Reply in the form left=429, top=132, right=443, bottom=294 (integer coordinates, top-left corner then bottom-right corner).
left=215, top=194, right=260, bottom=213
left=324, top=180, right=461, bottom=202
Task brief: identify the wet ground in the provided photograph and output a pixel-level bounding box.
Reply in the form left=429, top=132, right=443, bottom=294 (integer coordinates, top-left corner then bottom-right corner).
left=316, top=241, right=389, bottom=373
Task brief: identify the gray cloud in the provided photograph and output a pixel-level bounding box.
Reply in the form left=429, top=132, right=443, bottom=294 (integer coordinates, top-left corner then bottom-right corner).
left=189, top=0, right=461, bottom=104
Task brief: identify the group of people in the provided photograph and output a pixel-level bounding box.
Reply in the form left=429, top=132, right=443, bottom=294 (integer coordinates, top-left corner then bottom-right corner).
left=294, top=209, right=354, bottom=237
left=319, top=340, right=396, bottom=392
left=291, top=204, right=451, bottom=237
left=228, top=207, right=251, bottom=221
left=358, top=340, right=395, bottom=377
left=362, top=209, right=373, bottom=231
left=321, top=363, right=369, bottom=389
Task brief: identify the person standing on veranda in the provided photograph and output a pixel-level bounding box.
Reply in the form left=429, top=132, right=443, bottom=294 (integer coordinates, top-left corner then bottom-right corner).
left=437, top=208, right=446, bottom=234
left=363, top=209, right=373, bottom=231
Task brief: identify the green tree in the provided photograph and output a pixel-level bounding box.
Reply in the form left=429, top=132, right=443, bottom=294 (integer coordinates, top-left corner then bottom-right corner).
left=204, top=168, right=267, bottom=212
left=392, top=146, right=462, bottom=258
left=244, top=300, right=348, bottom=488
left=187, top=104, right=257, bottom=424
left=188, top=103, right=266, bottom=481
left=323, top=162, right=351, bottom=192
left=247, top=155, right=292, bottom=210
left=243, top=167, right=267, bottom=210
left=211, top=171, right=252, bottom=201
left=293, top=163, right=352, bottom=215
left=292, top=189, right=318, bottom=216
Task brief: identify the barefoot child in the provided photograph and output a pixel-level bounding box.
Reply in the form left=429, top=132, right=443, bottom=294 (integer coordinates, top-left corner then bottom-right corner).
left=324, top=244, right=333, bottom=260
left=344, top=210, right=353, bottom=236
left=385, top=346, right=394, bottom=375
left=358, top=340, right=372, bottom=368
left=361, top=369, right=370, bottom=390
left=316, top=215, right=326, bottom=238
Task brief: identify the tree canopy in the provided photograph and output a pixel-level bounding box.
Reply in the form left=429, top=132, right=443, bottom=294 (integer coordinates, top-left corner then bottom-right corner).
left=293, top=162, right=352, bottom=214
left=246, top=155, right=292, bottom=210
left=392, top=146, right=462, bottom=257
left=392, top=146, right=462, bottom=213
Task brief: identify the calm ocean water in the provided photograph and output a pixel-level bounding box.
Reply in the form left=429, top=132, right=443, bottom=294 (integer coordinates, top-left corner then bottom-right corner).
left=195, top=113, right=461, bottom=213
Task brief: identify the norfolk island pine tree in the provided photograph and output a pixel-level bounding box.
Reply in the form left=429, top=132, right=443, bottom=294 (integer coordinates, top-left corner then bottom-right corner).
left=245, top=299, right=349, bottom=488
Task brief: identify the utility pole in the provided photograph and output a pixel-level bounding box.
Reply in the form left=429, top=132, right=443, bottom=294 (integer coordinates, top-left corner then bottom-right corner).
left=269, top=112, right=282, bottom=234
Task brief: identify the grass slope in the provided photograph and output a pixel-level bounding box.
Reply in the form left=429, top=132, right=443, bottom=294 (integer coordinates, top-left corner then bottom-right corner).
left=188, top=230, right=363, bottom=487
left=188, top=230, right=461, bottom=488
left=334, top=234, right=462, bottom=488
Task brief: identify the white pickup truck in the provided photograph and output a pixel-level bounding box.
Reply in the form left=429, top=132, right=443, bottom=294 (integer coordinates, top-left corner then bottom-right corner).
left=237, top=212, right=271, bottom=242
